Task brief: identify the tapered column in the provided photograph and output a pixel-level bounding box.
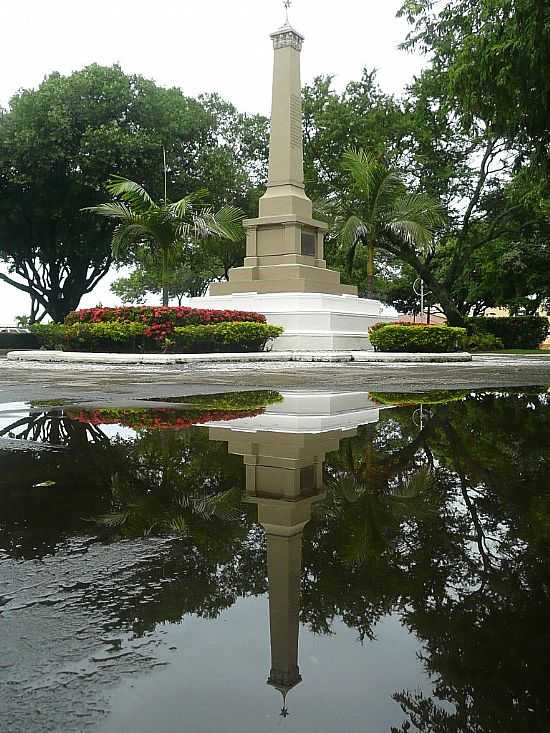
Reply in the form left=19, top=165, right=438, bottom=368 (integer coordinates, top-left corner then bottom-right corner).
left=208, top=18, right=357, bottom=297
left=265, top=527, right=304, bottom=694
left=259, top=24, right=312, bottom=220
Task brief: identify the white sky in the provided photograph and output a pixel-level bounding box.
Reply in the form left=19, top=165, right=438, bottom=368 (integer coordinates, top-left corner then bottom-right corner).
left=0, top=0, right=424, bottom=324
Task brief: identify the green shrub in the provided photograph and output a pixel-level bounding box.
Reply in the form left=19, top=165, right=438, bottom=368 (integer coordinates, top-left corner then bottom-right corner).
left=370, top=390, right=469, bottom=406
left=0, top=330, right=39, bottom=349
left=469, top=316, right=549, bottom=349
left=63, top=322, right=146, bottom=352
left=465, top=332, right=504, bottom=352
left=173, top=322, right=283, bottom=353
left=31, top=323, right=67, bottom=350
left=369, top=324, right=467, bottom=353
left=177, top=390, right=284, bottom=411
left=32, top=321, right=283, bottom=354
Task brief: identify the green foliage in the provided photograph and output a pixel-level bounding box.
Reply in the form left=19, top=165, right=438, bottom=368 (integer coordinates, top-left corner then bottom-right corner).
left=333, top=148, right=443, bottom=296
left=399, top=0, right=550, bottom=146
left=32, top=321, right=282, bottom=353
left=84, top=176, right=244, bottom=307
left=369, top=324, right=467, bottom=353
left=470, top=315, right=550, bottom=349
left=0, top=65, right=264, bottom=322
left=173, top=322, right=283, bottom=354
left=180, top=391, right=284, bottom=411
left=465, top=331, right=504, bottom=352
left=30, top=323, right=67, bottom=350
left=0, top=331, right=38, bottom=349
left=370, top=390, right=469, bottom=406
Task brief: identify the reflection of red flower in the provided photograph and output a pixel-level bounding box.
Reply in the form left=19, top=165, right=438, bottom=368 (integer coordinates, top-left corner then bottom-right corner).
left=68, top=407, right=265, bottom=430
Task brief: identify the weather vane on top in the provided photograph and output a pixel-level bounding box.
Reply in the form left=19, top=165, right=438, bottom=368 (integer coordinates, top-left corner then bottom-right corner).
left=283, top=0, right=292, bottom=23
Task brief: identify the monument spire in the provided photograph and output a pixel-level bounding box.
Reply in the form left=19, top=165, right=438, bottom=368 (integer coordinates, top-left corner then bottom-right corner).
left=260, top=3, right=309, bottom=218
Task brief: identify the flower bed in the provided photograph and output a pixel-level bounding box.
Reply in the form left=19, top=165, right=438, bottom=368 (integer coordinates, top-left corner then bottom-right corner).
left=65, top=306, right=266, bottom=327
left=68, top=406, right=265, bottom=430
left=369, top=324, right=467, bottom=353
left=31, top=320, right=283, bottom=354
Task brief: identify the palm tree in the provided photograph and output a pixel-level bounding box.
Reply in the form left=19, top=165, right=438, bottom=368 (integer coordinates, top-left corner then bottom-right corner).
left=84, top=176, right=244, bottom=306
left=338, top=149, right=443, bottom=297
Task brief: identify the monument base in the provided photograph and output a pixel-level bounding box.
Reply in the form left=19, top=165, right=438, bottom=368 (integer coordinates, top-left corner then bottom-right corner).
left=182, top=292, right=398, bottom=352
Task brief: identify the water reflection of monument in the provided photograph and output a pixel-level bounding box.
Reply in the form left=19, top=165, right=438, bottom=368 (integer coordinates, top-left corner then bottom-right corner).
left=208, top=392, right=383, bottom=714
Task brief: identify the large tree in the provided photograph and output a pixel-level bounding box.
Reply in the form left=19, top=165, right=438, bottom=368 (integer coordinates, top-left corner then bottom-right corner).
left=398, top=0, right=550, bottom=149
left=0, top=66, right=264, bottom=322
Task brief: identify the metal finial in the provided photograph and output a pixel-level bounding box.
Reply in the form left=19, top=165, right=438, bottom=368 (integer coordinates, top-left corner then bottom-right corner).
left=283, top=0, right=291, bottom=23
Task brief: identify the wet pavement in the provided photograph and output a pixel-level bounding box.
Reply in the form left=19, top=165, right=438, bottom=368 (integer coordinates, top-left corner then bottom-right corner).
left=2, top=354, right=550, bottom=403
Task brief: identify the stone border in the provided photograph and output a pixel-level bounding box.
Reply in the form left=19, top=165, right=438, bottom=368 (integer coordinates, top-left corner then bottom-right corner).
left=6, top=350, right=473, bottom=365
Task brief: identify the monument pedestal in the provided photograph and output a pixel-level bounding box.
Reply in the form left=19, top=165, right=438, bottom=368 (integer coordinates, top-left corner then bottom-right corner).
left=184, top=292, right=397, bottom=351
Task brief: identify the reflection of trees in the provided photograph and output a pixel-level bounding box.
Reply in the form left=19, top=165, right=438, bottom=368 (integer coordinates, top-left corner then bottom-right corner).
left=305, top=391, right=550, bottom=733
left=3, top=394, right=550, bottom=730
left=0, top=418, right=267, bottom=629
left=0, top=409, right=110, bottom=447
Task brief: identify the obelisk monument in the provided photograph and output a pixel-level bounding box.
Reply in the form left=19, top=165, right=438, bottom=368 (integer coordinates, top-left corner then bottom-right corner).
left=189, top=2, right=396, bottom=350
left=210, top=4, right=355, bottom=297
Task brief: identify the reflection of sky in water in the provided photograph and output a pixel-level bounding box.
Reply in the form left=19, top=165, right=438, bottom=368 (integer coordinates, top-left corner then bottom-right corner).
left=98, top=599, right=430, bottom=733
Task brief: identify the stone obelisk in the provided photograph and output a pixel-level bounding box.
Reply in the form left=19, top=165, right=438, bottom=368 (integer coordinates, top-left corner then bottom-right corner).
left=189, top=4, right=397, bottom=350
left=209, top=11, right=356, bottom=297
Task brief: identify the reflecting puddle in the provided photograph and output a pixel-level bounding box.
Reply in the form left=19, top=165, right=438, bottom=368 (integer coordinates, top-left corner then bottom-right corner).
left=1, top=388, right=550, bottom=732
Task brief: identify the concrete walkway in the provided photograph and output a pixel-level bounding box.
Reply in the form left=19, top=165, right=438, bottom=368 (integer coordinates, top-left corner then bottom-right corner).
left=6, top=350, right=473, bottom=365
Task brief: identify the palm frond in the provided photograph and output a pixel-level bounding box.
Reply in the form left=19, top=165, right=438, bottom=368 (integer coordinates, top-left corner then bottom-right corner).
left=91, top=512, right=129, bottom=529
left=339, top=215, right=367, bottom=250
left=385, top=193, right=444, bottom=251
left=207, top=486, right=243, bottom=522
left=392, top=466, right=434, bottom=499
left=168, top=193, right=198, bottom=220
left=339, top=215, right=368, bottom=273
left=168, top=514, right=189, bottom=535
left=342, top=149, right=382, bottom=198
left=111, top=223, right=156, bottom=259
left=106, top=176, right=155, bottom=211
left=371, top=170, right=406, bottom=221
left=208, top=206, right=245, bottom=241
left=82, top=202, right=136, bottom=220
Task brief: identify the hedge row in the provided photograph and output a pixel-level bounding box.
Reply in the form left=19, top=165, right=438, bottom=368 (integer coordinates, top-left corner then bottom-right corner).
left=31, top=321, right=283, bottom=354
left=369, top=324, right=467, bottom=353
left=65, top=306, right=266, bottom=327
left=0, top=331, right=39, bottom=349
left=469, top=316, right=549, bottom=349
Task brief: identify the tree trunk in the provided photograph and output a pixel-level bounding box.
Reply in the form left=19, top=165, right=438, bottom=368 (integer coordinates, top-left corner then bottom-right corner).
left=161, top=248, right=169, bottom=307
left=367, top=243, right=375, bottom=297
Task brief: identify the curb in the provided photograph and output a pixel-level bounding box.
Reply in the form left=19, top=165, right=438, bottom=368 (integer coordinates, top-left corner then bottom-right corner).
left=6, top=350, right=473, bottom=365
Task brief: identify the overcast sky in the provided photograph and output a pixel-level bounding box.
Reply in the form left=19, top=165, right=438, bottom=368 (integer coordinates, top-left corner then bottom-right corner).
left=0, top=0, right=424, bottom=324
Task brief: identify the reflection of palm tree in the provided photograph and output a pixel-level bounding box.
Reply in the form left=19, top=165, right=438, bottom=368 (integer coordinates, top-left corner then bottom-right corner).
left=323, top=424, right=436, bottom=566
left=90, top=429, right=247, bottom=546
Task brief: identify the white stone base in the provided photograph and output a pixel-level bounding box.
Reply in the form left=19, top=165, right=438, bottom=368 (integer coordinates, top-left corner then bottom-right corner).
left=181, top=292, right=399, bottom=352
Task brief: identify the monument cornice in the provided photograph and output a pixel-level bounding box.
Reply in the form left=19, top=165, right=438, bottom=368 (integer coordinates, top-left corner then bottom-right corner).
left=270, top=23, right=304, bottom=51
left=243, top=214, right=329, bottom=231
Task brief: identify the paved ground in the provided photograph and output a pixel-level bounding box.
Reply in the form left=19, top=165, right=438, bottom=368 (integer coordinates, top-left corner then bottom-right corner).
left=1, top=354, right=550, bottom=404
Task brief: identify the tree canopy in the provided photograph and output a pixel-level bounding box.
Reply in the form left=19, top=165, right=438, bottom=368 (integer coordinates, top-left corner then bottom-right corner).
left=0, top=65, right=265, bottom=321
